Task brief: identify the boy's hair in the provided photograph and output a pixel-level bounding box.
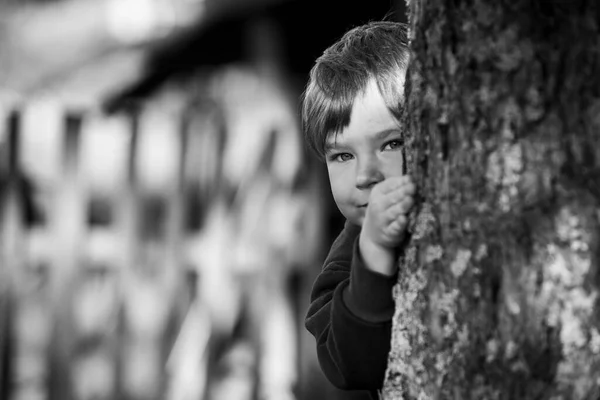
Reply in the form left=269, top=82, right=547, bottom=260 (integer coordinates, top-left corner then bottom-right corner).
left=301, top=21, right=410, bottom=161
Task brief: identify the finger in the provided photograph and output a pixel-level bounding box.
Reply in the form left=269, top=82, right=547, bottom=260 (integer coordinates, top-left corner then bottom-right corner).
left=397, top=195, right=415, bottom=214
left=377, top=175, right=414, bottom=194
left=384, top=196, right=415, bottom=217
left=377, top=186, right=416, bottom=210
left=381, top=182, right=416, bottom=202
left=385, top=215, right=407, bottom=237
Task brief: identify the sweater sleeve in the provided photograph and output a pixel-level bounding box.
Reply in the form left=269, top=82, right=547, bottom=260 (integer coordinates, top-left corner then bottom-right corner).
left=304, top=221, right=398, bottom=391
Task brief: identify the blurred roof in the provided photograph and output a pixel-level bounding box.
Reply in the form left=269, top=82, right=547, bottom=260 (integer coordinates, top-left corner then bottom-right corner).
left=104, top=0, right=406, bottom=111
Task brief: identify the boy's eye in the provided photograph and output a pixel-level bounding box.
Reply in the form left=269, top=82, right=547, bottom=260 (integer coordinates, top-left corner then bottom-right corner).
left=329, top=153, right=353, bottom=162
left=382, top=139, right=404, bottom=151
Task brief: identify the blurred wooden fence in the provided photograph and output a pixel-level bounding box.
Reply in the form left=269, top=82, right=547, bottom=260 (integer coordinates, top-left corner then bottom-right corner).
left=0, top=66, right=327, bottom=400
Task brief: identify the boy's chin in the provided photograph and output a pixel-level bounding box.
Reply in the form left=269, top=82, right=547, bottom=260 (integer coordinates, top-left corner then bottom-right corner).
left=343, top=213, right=364, bottom=227
left=338, top=204, right=365, bottom=226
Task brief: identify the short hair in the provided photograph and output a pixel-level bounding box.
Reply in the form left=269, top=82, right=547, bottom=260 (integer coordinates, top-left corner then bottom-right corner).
left=301, top=21, right=410, bottom=161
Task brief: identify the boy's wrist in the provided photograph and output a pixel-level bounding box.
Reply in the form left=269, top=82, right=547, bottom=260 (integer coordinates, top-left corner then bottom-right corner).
left=358, top=234, right=397, bottom=276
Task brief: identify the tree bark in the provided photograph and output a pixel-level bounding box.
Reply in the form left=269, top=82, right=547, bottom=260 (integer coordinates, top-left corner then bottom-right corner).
left=383, top=0, right=600, bottom=399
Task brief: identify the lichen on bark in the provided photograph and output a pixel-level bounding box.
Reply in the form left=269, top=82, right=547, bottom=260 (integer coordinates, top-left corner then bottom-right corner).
left=383, top=0, right=600, bottom=399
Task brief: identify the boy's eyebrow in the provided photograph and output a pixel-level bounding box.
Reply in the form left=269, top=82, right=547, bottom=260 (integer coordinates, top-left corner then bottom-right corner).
left=325, top=128, right=403, bottom=153
left=374, top=128, right=403, bottom=140
left=324, top=140, right=338, bottom=154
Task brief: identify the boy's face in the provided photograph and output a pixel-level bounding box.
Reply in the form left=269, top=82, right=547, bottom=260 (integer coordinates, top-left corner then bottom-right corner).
left=325, top=79, right=404, bottom=226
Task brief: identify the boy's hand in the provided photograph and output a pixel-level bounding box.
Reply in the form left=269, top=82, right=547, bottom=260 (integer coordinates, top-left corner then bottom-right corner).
left=359, top=176, right=416, bottom=275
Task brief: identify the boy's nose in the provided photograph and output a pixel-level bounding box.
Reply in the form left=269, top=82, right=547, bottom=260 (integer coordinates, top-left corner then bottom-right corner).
left=355, top=159, right=383, bottom=189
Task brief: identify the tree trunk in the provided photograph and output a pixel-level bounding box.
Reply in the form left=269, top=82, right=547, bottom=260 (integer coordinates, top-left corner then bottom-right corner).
left=383, top=0, right=600, bottom=399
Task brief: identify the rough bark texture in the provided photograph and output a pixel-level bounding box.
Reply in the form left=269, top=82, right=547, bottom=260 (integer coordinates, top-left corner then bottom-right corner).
left=383, top=0, right=600, bottom=399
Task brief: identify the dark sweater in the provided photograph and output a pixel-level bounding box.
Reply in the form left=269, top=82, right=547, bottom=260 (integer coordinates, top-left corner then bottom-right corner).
left=305, top=220, right=398, bottom=400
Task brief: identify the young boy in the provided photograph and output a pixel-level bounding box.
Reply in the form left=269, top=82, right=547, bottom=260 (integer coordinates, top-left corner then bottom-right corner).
left=302, top=21, right=415, bottom=399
